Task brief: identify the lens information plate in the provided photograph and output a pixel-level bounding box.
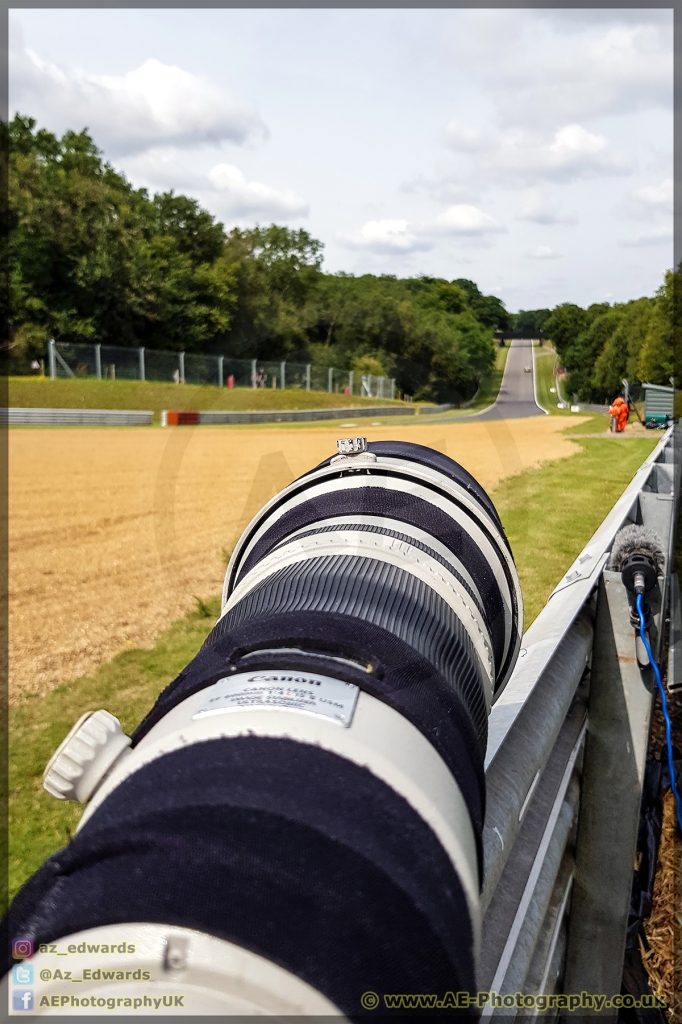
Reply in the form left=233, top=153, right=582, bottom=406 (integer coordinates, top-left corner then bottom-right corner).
left=192, top=671, right=360, bottom=727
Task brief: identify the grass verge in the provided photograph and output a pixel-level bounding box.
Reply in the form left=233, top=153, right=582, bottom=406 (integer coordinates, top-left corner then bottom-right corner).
left=8, top=430, right=659, bottom=900
left=9, top=595, right=223, bottom=900
left=466, top=343, right=510, bottom=413
left=6, top=377, right=405, bottom=415
left=534, top=347, right=572, bottom=416
left=494, top=435, right=658, bottom=624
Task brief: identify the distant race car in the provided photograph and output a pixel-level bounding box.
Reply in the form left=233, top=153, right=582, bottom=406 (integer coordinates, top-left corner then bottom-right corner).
left=524, top=366, right=532, bottom=373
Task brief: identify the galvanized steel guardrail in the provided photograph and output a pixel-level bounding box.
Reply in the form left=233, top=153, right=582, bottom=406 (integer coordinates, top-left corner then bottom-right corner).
left=159, top=403, right=455, bottom=425
left=3, top=408, right=154, bottom=426
left=481, top=423, right=679, bottom=1017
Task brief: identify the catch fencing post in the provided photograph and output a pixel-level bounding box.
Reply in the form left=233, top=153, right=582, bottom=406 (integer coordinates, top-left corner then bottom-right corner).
left=281, top=361, right=286, bottom=390
left=48, top=339, right=56, bottom=380
left=348, top=370, right=353, bottom=395
left=251, top=359, right=257, bottom=388
left=138, top=347, right=145, bottom=382
left=391, top=379, right=395, bottom=400
left=218, top=356, right=224, bottom=387
left=328, top=367, right=333, bottom=393
left=95, top=344, right=102, bottom=380
left=179, top=352, right=185, bottom=383
left=306, top=364, right=311, bottom=391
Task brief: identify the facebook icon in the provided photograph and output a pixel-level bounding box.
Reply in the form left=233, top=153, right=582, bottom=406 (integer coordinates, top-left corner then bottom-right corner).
left=12, top=990, right=34, bottom=1011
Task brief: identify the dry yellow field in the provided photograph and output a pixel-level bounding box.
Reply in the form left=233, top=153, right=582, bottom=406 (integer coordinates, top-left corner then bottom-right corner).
left=9, top=416, right=587, bottom=701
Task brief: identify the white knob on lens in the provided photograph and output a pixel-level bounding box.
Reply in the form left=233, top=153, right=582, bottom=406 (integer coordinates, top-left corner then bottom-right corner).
left=43, top=710, right=132, bottom=803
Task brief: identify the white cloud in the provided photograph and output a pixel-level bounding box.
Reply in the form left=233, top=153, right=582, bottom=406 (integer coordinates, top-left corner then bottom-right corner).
left=10, top=35, right=265, bottom=154
left=440, top=12, right=672, bottom=129
left=430, top=204, right=505, bottom=236
left=634, top=178, right=673, bottom=209
left=618, top=227, right=673, bottom=248
left=117, top=148, right=205, bottom=192
left=338, top=204, right=504, bottom=255
left=537, top=10, right=671, bottom=30
left=444, top=120, right=491, bottom=153
left=92, top=149, right=309, bottom=222
left=207, top=164, right=308, bottom=218
left=446, top=123, right=625, bottom=186
left=525, top=245, right=562, bottom=260
left=516, top=190, right=577, bottom=225
left=337, top=219, right=430, bottom=254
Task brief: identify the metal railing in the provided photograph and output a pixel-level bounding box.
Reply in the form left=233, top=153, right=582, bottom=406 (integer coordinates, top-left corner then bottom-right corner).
left=46, top=340, right=396, bottom=401
left=481, top=424, right=680, bottom=1015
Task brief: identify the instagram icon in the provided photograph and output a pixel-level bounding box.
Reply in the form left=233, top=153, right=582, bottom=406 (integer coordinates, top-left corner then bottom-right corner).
left=11, top=939, right=33, bottom=960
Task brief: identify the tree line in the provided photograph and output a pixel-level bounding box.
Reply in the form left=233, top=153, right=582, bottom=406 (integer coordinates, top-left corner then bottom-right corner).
left=507, top=271, right=677, bottom=402
left=544, top=273, right=676, bottom=401
left=7, top=115, right=509, bottom=402
left=7, top=115, right=676, bottom=403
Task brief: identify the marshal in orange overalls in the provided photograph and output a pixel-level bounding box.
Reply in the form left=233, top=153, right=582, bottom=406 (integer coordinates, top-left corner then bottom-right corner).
left=608, top=396, right=630, bottom=433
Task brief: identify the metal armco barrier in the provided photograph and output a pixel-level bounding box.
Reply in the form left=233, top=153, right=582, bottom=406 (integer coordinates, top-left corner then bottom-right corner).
left=161, top=405, right=420, bottom=426
left=3, top=408, right=153, bottom=426
left=480, top=423, right=679, bottom=1016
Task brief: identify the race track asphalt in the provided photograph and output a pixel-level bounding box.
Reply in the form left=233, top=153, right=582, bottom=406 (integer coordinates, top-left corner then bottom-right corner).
left=460, top=338, right=546, bottom=421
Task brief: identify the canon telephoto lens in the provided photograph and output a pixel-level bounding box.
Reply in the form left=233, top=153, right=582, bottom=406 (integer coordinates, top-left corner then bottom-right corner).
left=6, top=438, right=522, bottom=1018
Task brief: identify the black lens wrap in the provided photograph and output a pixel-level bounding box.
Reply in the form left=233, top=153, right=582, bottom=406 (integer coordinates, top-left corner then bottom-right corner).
left=7, top=739, right=476, bottom=1019
left=131, top=611, right=486, bottom=852
left=235, top=484, right=509, bottom=683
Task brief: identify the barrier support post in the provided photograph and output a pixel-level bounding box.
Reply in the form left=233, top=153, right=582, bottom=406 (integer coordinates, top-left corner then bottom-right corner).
left=48, top=339, right=56, bottom=380
left=328, top=367, right=333, bottom=393
left=281, top=361, right=286, bottom=390
left=138, top=347, right=145, bottom=382
left=562, top=570, right=659, bottom=1018
left=95, top=344, right=102, bottom=380
left=218, top=356, right=224, bottom=387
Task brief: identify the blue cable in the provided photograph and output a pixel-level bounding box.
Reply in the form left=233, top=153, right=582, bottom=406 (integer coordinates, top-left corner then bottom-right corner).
left=636, top=592, right=682, bottom=835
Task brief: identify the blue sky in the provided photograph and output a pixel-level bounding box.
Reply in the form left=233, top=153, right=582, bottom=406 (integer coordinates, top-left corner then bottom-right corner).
left=9, top=7, right=673, bottom=312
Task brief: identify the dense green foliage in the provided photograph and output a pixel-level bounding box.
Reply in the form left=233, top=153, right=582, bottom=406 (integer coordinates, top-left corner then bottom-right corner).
left=541, top=271, right=677, bottom=402
left=302, top=274, right=497, bottom=401
left=8, top=115, right=501, bottom=402
left=510, top=308, right=552, bottom=336
left=508, top=268, right=677, bottom=402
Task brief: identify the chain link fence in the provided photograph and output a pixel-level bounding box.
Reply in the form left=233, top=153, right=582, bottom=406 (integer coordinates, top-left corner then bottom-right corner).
left=46, top=341, right=396, bottom=400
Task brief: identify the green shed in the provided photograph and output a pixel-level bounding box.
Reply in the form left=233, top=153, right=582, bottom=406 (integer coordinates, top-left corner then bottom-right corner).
left=643, top=383, right=675, bottom=428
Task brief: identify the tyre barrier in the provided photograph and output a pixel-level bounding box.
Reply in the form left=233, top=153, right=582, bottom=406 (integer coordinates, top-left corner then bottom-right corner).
left=5, top=438, right=522, bottom=1017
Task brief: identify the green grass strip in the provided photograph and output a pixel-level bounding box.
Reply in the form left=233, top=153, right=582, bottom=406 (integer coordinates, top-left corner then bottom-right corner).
left=9, top=596, right=223, bottom=900
left=6, top=377, right=405, bottom=416
left=495, top=435, right=658, bottom=624
left=534, top=347, right=572, bottom=417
